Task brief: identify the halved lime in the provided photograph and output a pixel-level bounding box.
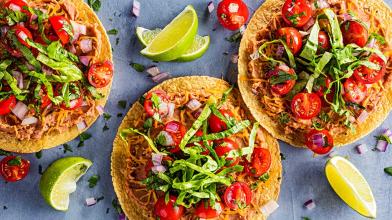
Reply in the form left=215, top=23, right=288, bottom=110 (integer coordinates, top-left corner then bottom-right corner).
left=39, top=157, right=92, bottom=211
left=140, top=5, right=198, bottom=61
left=325, top=156, right=376, bottom=218
left=136, top=27, right=210, bottom=62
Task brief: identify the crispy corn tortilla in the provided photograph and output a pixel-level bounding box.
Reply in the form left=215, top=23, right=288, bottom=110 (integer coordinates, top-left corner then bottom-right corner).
left=111, top=76, right=282, bottom=220
left=238, top=0, right=392, bottom=147
left=0, top=0, right=112, bottom=153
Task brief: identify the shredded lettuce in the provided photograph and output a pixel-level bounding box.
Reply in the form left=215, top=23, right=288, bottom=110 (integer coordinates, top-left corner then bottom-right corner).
left=299, top=19, right=320, bottom=62
left=37, top=53, right=82, bottom=83
left=305, top=52, right=333, bottom=92
left=189, top=120, right=251, bottom=142
left=258, top=39, right=296, bottom=68
left=120, top=128, right=162, bottom=154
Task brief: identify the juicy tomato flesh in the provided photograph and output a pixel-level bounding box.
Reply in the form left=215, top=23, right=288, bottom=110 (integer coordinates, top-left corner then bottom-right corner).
left=215, top=138, right=239, bottom=167
left=195, top=201, right=224, bottom=219
left=143, top=90, right=168, bottom=117
left=318, top=31, right=331, bottom=51
left=87, top=61, right=114, bottom=88
left=49, top=16, right=72, bottom=45
left=291, top=92, right=321, bottom=119
left=217, top=0, right=249, bottom=31
left=0, top=156, right=30, bottom=182
left=154, top=196, right=184, bottom=220
left=270, top=65, right=296, bottom=95
left=12, top=25, right=33, bottom=48
left=353, top=54, right=386, bottom=84
left=163, top=121, right=186, bottom=153
left=282, top=0, right=313, bottom=28
left=247, top=148, right=271, bottom=177
left=208, top=109, right=233, bottom=133
left=0, top=95, right=16, bottom=115
left=305, top=129, right=334, bottom=154
left=341, top=21, right=368, bottom=47
left=224, top=182, right=252, bottom=210
left=277, top=27, right=303, bottom=54
left=343, top=77, right=367, bottom=104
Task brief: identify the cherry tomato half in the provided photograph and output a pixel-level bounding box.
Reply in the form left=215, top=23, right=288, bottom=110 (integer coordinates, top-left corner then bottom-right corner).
left=87, top=61, right=113, bottom=88
left=163, top=121, right=186, bottom=153
left=343, top=77, right=367, bottom=104
left=277, top=27, right=303, bottom=54
left=143, top=90, right=168, bottom=117
left=282, top=0, right=313, bottom=28
left=247, top=148, right=271, bottom=177
left=49, top=16, right=73, bottom=44
left=215, top=138, right=239, bottom=167
left=37, top=87, right=52, bottom=110
left=318, top=31, right=331, bottom=52
left=291, top=92, right=321, bottom=119
left=353, top=54, right=386, bottom=84
left=217, top=0, right=249, bottom=31
left=154, top=195, right=184, bottom=220
left=305, top=129, right=334, bottom=154
left=269, top=65, right=296, bottom=95
left=341, top=21, right=368, bottom=47
left=0, top=156, right=30, bottom=182
left=12, top=25, right=33, bottom=48
left=224, top=182, right=252, bottom=210
left=208, top=109, right=234, bottom=133
left=195, top=200, right=224, bottom=219
left=0, top=95, right=16, bottom=115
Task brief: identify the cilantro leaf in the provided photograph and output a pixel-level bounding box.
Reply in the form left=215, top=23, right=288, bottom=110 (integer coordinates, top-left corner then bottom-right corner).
left=35, top=151, right=42, bottom=159
left=103, top=113, right=112, bottom=121
left=88, top=0, right=101, bottom=12
left=130, top=62, right=145, bottom=72
left=384, top=167, right=392, bottom=176
left=63, top=144, right=73, bottom=153
left=269, top=71, right=297, bottom=85
left=88, top=175, right=100, bottom=188
left=118, top=100, right=127, bottom=109
left=375, top=135, right=392, bottom=144
left=7, top=156, right=21, bottom=166
left=278, top=112, right=290, bottom=124
left=107, top=29, right=118, bottom=35
left=78, top=133, right=92, bottom=147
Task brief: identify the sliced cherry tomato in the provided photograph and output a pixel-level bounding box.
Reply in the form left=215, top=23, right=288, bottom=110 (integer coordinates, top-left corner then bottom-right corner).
left=154, top=195, right=184, bottom=220
left=163, top=121, right=186, bottom=153
left=277, top=27, right=303, bottom=54
left=313, top=76, right=331, bottom=97
left=215, top=138, right=239, bottom=167
left=143, top=90, right=168, bottom=117
left=353, top=54, right=386, bottom=84
left=4, top=0, right=28, bottom=14
left=0, top=95, right=16, bottom=115
left=0, top=156, right=30, bottom=182
left=291, top=92, right=321, bottom=119
left=247, top=148, right=271, bottom=177
left=87, top=61, right=113, bottom=88
left=208, top=109, right=233, bottom=133
left=217, top=0, right=249, bottom=31
left=341, top=21, right=368, bottom=47
left=305, top=129, right=334, bottom=154
left=12, top=25, right=33, bottom=48
left=49, top=16, right=73, bottom=44
left=343, top=77, right=367, bottom=104
left=282, top=0, right=312, bottom=28
left=224, top=182, right=252, bottom=210
left=195, top=200, right=224, bottom=219
left=318, top=31, right=331, bottom=51
left=269, top=65, right=296, bottom=95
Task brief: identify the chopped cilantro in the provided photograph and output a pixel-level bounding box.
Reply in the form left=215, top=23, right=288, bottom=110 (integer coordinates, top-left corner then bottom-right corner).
left=130, top=62, right=145, bottom=72
left=225, top=31, right=242, bottom=43
left=319, top=112, right=330, bottom=122
left=7, top=156, right=21, bottom=166
left=112, top=199, right=124, bottom=214
left=88, top=175, right=100, bottom=188
left=103, top=124, right=109, bottom=131
left=107, top=29, right=118, bottom=35
left=250, top=181, right=259, bottom=190
left=63, top=144, right=73, bottom=153
left=103, top=113, right=112, bottom=121
left=278, top=112, right=290, bottom=124
left=346, top=102, right=365, bottom=110
left=96, top=196, right=104, bottom=203
left=87, top=0, right=101, bottom=12
left=118, top=100, right=127, bottom=109
left=259, top=173, right=270, bottom=182
left=0, top=149, right=11, bottom=156
left=143, top=118, right=153, bottom=129
left=375, top=135, right=392, bottom=144
left=35, top=151, right=42, bottom=159
left=78, top=132, right=92, bottom=147
left=280, top=153, right=286, bottom=160
left=384, top=167, right=392, bottom=176
left=302, top=217, right=311, bottom=220
left=312, top=120, right=323, bottom=130
left=369, top=33, right=386, bottom=45
left=117, top=113, right=123, bottom=117
left=235, top=200, right=247, bottom=209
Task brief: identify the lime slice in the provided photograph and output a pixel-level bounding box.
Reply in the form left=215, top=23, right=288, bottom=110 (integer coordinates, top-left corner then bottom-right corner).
left=39, top=157, right=92, bottom=211
left=140, top=5, right=198, bottom=61
left=325, top=156, right=376, bottom=218
left=136, top=27, right=210, bottom=62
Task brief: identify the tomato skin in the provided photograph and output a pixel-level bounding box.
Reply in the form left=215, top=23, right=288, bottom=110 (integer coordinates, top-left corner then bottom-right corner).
left=12, top=25, right=33, bottom=48
left=247, top=148, right=271, bottom=177
left=291, top=93, right=321, bottom=119
left=318, top=31, right=331, bottom=51
left=0, top=156, right=30, bottom=182
left=215, top=138, right=240, bottom=167
left=195, top=201, right=224, bottom=219
left=87, top=61, right=113, bottom=88
left=208, top=109, right=233, bottom=133
left=269, top=65, right=296, bottom=95
left=5, top=0, right=29, bottom=15
left=224, top=182, right=252, bottom=210
left=154, top=196, right=184, bottom=220
left=314, top=77, right=331, bottom=97
left=341, top=21, right=368, bottom=47
left=163, top=121, right=186, bottom=153
left=143, top=90, right=168, bottom=117
left=282, top=0, right=312, bottom=28
left=0, top=95, right=17, bottom=115
left=343, top=77, right=367, bottom=104
left=49, top=16, right=72, bottom=44
left=277, top=27, right=303, bottom=54
left=217, top=0, right=249, bottom=31
left=353, top=54, right=386, bottom=84
left=305, top=129, right=334, bottom=154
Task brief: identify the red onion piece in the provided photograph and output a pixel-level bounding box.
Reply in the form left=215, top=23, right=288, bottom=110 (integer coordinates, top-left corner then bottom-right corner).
left=71, top=21, right=87, bottom=35
left=383, top=129, right=392, bottom=137
left=328, top=151, right=338, bottom=158
left=21, top=116, right=38, bottom=125
left=9, top=3, right=21, bottom=11
left=11, top=101, right=28, bottom=120
left=339, top=13, right=352, bottom=23
left=95, top=105, right=104, bottom=115
left=303, top=17, right=315, bottom=31
left=12, top=70, right=24, bottom=89
left=80, top=39, right=93, bottom=54
left=118, top=213, right=126, bottom=220
left=146, top=66, right=160, bottom=76
left=231, top=54, right=239, bottom=63
left=312, top=133, right=325, bottom=147
left=152, top=72, right=170, bottom=83
left=79, top=56, right=92, bottom=66
left=278, top=64, right=290, bottom=72
left=152, top=153, right=163, bottom=166
left=151, top=165, right=166, bottom=174
left=85, top=197, right=97, bottom=206
left=276, top=45, right=285, bottom=57
left=366, top=38, right=376, bottom=48
left=67, top=44, right=77, bottom=54
left=304, top=199, right=316, bottom=210
left=157, top=131, right=174, bottom=146
left=132, top=0, right=141, bottom=17
left=356, top=144, right=368, bottom=154
left=299, top=30, right=310, bottom=37
left=260, top=200, right=279, bottom=216
left=357, top=110, right=369, bottom=123
left=376, top=140, right=388, bottom=152
left=167, top=103, right=175, bottom=118
left=17, top=31, right=28, bottom=41
left=239, top=25, right=246, bottom=35
left=186, top=99, right=202, bottom=111
left=250, top=51, right=259, bottom=60
left=158, top=102, right=169, bottom=116
left=316, top=0, right=330, bottom=9
left=207, top=1, right=215, bottom=13
left=77, top=120, right=87, bottom=131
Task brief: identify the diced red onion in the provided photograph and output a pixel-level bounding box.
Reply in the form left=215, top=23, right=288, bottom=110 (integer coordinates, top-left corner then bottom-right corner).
left=25, top=62, right=34, bottom=71
left=79, top=56, right=92, bottom=66
left=357, top=110, right=369, bottom=123
left=250, top=51, right=259, bottom=60
left=21, top=116, right=38, bottom=125
left=239, top=25, right=246, bottom=35
left=366, top=38, right=376, bottom=48
left=356, top=144, right=368, bottom=154
left=157, top=131, right=174, bottom=146
left=146, top=66, right=160, bottom=76
left=376, top=140, right=388, bottom=152
left=167, top=103, right=175, bottom=118
left=77, top=120, right=87, bottom=131
left=316, top=0, right=330, bottom=9
left=30, top=14, right=38, bottom=21
left=71, top=21, right=87, bottom=35
left=158, top=102, right=169, bottom=116
left=80, top=39, right=93, bottom=54
left=328, top=151, right=338, bottom=158
left=165, top=122, right=180, bottom=134
left=207, top=1, right=215, bottom=13
left=118, top=213, right=126, bottom=220
left=68, top=44, right=77, bottom=54
left=186, top=99, right=202, bottom=111
left=383, top=129, right=392, bottom=138
left=304, top=199, right=316, bottom=210
left=299, top=30, right=310, bottom=37
left=8, top=3, right=21, bottom=11
left=42, top=65, right=54, bottom=75
left=278, top=64, right=290, bottom=72
left=151, top=165, right=166, bottom=174
left=303, top=17, right=315, bottom=31
left=339, top=13, right=352, bottom=23
left=12, top=70, right=24, bottom=89
left=260, top=200, right=279, bottom=216
left=95, top=105, right=104, bottom=115
left=152, top=153, right=163, bottom=166
left=312, top=133, right=325, bottom=147
left=85, top=197, right=97, bottom=206
left=231, top=54, right=239, bottom=63
left=1, top=26, right=9, bottom=37
left=152, top=72, right=170, bottom=83
left=17, top=31, right=28, bottom=41
left=132, top=0, right=141, bottom=17
left=276, top=45, right=285, bottom=57
left=11, top=101, right=28, bottom=120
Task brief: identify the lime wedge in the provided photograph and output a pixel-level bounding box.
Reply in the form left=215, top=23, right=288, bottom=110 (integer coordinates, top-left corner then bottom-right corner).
left=136, top=27, right=210, bottom=62
left=140, top=5, right=198, bottom=61
left=325, top=156, right=376, bottom=218
left=39, top=157, right=92, bottom=211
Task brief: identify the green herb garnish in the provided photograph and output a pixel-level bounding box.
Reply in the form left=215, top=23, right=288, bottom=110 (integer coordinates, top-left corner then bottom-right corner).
left=259, top=173, right=270, bottom=182
left=118, top=100, right=127, bottom=109
left=88, top=0, right=101, bottom=11
left=78, top=132, right=92, bottom=147
left=130, top=62, right=145, bottom=72
left=88, top=175, right=100, bottom=188
left=107, top=29, right=118, bottom=35
left=7, top=156, right=21, bottom=166
left=103, top=113, right=112, bottom=121
left=278, top=112, right=290, bottom=124
left=375, top=135, right=392, bottom=144
left=0, top=149, right=11, bottom=156
left=63, top=144, right=73, bottom=153
left=384, top=167, right=392, bottom=176
left=35, top=151, right=42, bottom=159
